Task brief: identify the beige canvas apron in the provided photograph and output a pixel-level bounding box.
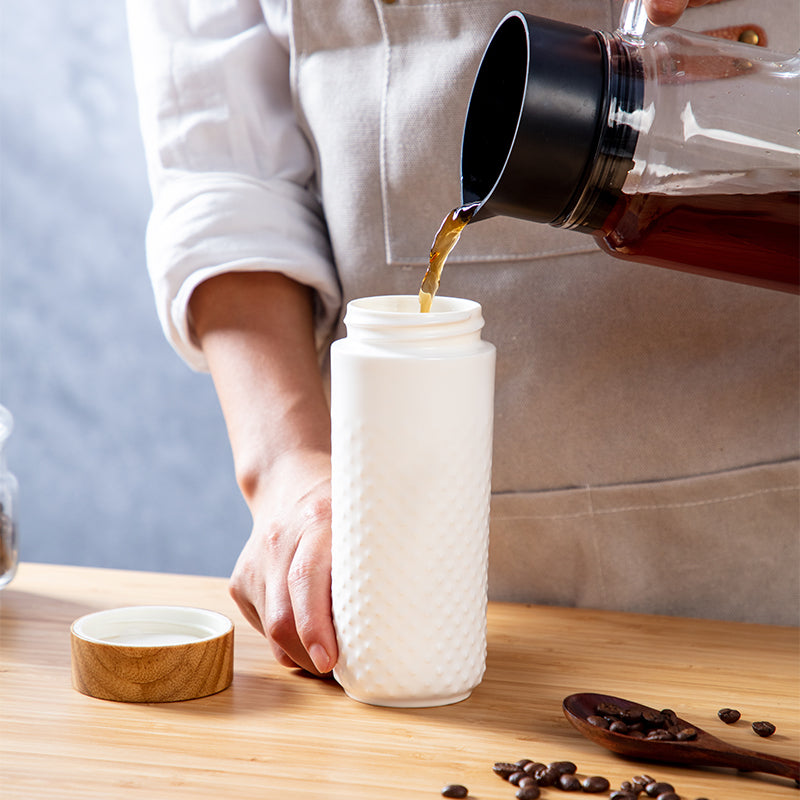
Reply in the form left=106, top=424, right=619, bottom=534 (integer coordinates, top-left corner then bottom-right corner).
left=289, top=0, right=800, bottom=624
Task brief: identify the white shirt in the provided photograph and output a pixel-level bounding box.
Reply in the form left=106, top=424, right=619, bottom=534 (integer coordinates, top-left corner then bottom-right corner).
left=126, top=0, right=340, bottom=371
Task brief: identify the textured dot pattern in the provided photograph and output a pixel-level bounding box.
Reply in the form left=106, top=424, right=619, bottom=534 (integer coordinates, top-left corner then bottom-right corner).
left=331, top=356, right=493, bottom=707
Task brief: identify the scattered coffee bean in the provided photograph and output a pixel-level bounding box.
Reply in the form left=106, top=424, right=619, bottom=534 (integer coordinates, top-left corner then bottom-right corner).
left=532, top=765, right=559, bottom=787
left=718, top=707, right=741, bottom=724
left=557, top=773, right=581, bottom=791
left=645, top=781, right=675, bottom=797
left=523, top=761, right=546, bottom=775
left=493, top=762, right=520, bottom=780
left=582, top=775, right=611, bottom=793
left=490, top=757, right=728, bottom=800
left=441, top=785, right=468, bottom=798
left=548, top=760, right=577, bottom=775
left=752, top=720, right=776, bottom=737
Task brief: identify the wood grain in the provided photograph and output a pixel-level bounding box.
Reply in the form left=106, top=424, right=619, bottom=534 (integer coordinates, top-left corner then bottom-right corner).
left=1, top=562, right=798, bottom=800
left=70, top=626, right=233, bottom=703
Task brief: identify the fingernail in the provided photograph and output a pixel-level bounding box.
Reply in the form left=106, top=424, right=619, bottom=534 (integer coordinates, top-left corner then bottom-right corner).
left=309, top=643, right=331, bottom=674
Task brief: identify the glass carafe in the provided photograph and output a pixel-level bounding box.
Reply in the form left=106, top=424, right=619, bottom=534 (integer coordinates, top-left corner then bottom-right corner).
left=461, top=0, right=800, bottom=292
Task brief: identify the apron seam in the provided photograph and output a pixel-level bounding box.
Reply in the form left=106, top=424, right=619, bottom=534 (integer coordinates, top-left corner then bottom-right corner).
left=373, top=0, right=395, bottom=267
left=492, top=483, right=798, bottom=522
left=586, top=486, right=611, bottom=609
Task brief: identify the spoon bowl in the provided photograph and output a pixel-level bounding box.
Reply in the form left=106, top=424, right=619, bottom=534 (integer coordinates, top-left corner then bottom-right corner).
left=563, top=692, right=799, bottom=783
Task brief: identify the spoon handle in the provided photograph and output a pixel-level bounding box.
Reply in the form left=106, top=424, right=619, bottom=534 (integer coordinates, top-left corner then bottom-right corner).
left=705, top=741, right=800, bottom=781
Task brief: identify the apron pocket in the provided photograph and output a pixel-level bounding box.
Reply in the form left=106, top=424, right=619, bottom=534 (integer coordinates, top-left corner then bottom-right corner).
left=488, top=459, right=800, bottom=625
left=374, top=0, right=610, bottom=268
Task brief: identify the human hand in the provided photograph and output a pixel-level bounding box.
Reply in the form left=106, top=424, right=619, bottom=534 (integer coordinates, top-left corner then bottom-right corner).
left=643, top=0, right=713, bottom=27
left=229, top=450, right=337, bottom=676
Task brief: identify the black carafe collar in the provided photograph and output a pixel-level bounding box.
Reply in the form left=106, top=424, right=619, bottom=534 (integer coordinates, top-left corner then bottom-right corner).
left=461, top=11, right=642, bottom=228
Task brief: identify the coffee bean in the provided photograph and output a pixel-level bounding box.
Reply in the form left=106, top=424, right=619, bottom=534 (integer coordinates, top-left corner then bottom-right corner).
left=548, top=760, right=577, bottom=775
left=523, top=761, right=546, bottom=775
left=508, top=771, right=526, bottom=785
left=532, top=765, right=559, bottom=787
left=515, top=786, right=540, bottom=800
left=675, top=726, right=697, bottom=741
left=609, top=720, right=629, bottom=734
left=660, top=709, right=678, bottom=726
left=493, top=762, right=519, bottom=780
left=656, top=794, right=679, bottom=800
left=518, top=776, right=537, bottom=790
left=632, top=774, right=656, bottom=789
left=516, top=759, right=534, bottom=769
left=641, top=709, right=665, bottom=726
left=620, top=706, right=644, bottom=723
left=718, top=707, right=741, bottom=724
left=753, top=720, right=776, bottom=737
left=645, top=729, right=674, bottom=741
left=582, top=775, right=611, bottom=793
left=645, top=781, right=675, bottom=797
left=597, top=701, right=623, bottom=716
left=557, top=773, right=581, bottom=791
left=610, top=793, right=638, bottom=800
left=587, top=715, right=609, bottom=728
left=441, top=785, right=468, bottom=798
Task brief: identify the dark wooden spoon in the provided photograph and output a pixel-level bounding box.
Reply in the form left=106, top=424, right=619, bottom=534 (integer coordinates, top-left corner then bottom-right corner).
left=563, top=692, right=800, bottom=783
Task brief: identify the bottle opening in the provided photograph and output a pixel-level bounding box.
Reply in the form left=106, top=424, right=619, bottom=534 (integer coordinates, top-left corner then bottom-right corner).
left=461, top=13, right=529, bottom=209
left=461, top=13, right=609, bottom=224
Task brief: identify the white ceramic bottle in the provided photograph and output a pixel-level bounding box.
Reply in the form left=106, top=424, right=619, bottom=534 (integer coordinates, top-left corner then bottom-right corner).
left=330, top=295, right=495, bottom=707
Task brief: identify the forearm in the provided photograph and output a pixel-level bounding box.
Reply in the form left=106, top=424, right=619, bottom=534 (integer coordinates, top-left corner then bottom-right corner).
left=189, top=270, right=337, bottom=674
left=188, top=271, right=331, bottom=509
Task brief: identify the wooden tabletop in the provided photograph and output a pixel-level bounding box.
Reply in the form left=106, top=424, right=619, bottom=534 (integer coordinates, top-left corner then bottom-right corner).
left=2, top=562, right=798, bottom=800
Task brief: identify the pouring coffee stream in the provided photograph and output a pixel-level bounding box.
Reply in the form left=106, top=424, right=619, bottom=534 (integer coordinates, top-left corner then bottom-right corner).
left=418, top=203, right=479, bottom=312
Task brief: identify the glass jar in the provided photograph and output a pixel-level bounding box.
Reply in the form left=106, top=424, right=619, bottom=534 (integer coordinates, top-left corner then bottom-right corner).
left=0, top=405, right=19, bottom=589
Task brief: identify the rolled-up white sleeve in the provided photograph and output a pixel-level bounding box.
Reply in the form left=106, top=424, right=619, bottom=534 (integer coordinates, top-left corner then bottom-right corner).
left=126, top=0, right=340, bottom=371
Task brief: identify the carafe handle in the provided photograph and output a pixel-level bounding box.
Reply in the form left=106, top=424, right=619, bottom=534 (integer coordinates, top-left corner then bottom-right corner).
left=617, top=0, right=648, bottom=41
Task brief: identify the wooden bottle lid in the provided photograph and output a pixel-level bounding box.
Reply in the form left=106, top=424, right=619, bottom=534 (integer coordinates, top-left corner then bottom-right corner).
left=70, top=605, right=233, bottom=702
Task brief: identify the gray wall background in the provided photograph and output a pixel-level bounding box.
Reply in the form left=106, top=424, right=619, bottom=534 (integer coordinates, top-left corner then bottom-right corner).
left=1, top=1, right=251, bottom=576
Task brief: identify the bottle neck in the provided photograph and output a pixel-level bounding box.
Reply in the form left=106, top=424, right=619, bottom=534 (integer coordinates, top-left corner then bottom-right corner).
left=556, top=32, right=644, bottom=232
left=343, top=296, right=486, bottom=349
